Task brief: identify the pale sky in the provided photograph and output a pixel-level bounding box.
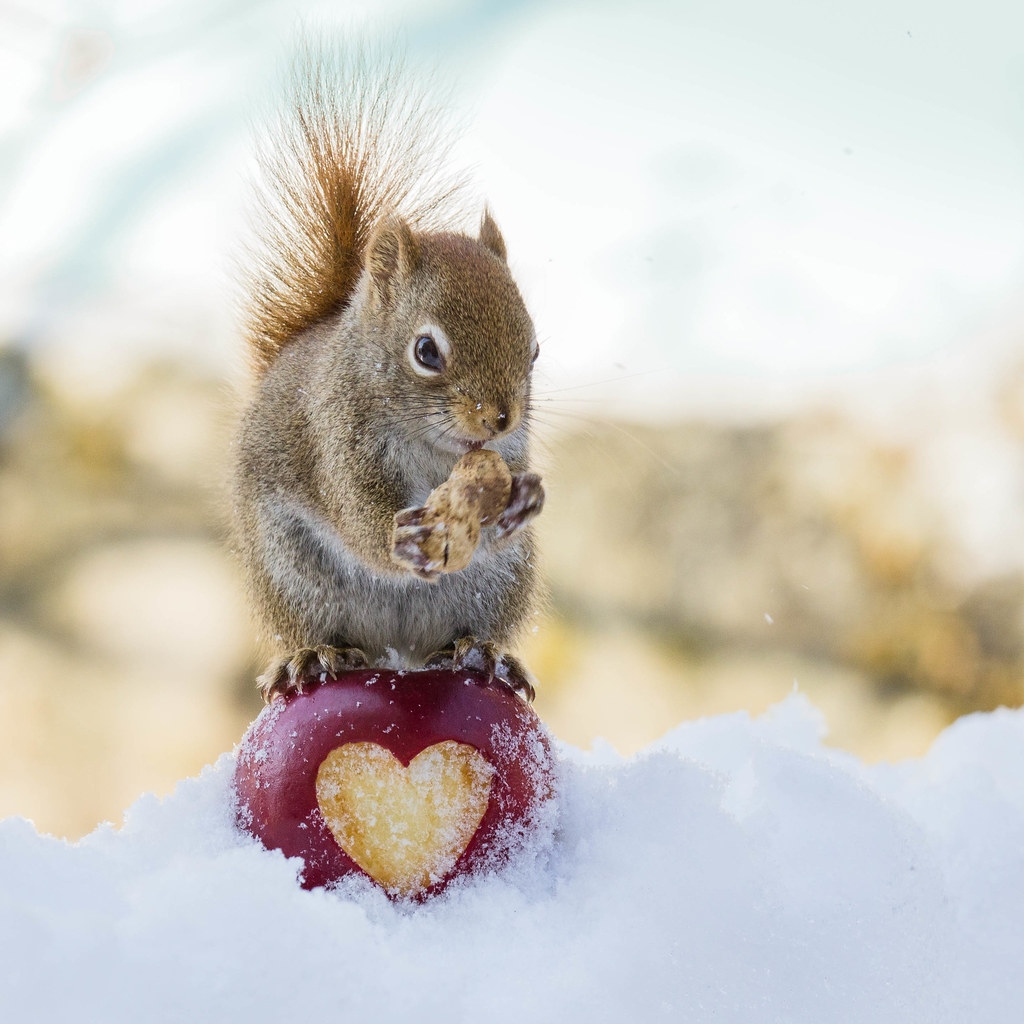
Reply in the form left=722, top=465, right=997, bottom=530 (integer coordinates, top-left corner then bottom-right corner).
left=2, top=0, right=1023, bottom=417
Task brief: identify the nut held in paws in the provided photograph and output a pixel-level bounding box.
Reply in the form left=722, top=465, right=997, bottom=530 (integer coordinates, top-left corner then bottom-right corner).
left=233, top=669, right=557, bottom=898
left=390, top=449, right=517, bottom=576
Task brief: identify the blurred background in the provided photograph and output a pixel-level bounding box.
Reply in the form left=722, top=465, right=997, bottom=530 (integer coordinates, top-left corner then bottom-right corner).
left=4, top=0, right=1024, bottom=838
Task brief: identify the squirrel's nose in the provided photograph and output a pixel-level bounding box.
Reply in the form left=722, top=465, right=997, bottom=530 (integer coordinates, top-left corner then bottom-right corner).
left=469, top=400, right=519, bottom=439
left=478, top=403, right=513, bottom=437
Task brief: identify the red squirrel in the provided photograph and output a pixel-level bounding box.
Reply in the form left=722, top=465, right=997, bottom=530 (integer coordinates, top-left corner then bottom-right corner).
left=232, top=50, right=544, bottom=702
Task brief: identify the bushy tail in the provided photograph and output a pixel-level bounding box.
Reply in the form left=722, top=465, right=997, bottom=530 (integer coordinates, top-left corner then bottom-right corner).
left=242, top=44, right=467, bottom=373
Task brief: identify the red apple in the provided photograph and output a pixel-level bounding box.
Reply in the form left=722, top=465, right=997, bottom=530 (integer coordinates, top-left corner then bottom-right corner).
left=233, top=669, right=556, bottom=899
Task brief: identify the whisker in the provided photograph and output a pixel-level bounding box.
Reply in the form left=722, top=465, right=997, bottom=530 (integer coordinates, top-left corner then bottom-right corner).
left=527, top=408, right=680, bottom=476
left=532, top=369, right=662, bottom=397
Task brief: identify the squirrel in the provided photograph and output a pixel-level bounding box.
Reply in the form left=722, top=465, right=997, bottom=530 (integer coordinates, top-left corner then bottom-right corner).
left=232, top=50, right=544, bottom=703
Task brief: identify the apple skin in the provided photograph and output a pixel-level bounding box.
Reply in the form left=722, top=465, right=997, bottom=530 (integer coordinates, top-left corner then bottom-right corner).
left=233, top=669, right=556, bottom=896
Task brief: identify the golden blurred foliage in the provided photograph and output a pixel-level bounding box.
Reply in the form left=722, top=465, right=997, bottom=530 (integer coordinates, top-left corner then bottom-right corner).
left=2, top=350, right=1023, bottom=837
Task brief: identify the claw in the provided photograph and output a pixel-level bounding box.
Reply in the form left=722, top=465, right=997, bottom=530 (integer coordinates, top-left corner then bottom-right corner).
left=257, top=645, right=368, bottom=703
left=394, top=506, right=427, bottom=529
left=424, top=647, right=455, bottom=670
left=447, top=637, right=537, bottom=703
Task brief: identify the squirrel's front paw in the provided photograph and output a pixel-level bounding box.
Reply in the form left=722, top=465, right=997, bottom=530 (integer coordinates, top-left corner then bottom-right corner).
left=391, top=506, right=444, bottom=580
left=493, top=473, right=545, bottom=539
left=257, top=645, right=368, bottom=702
left=392, top=505, right=479, bottom=579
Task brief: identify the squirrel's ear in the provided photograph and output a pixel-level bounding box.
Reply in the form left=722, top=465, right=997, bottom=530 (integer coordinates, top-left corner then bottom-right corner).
left=479, top=209, right=507, bottom=263
left=365, top=217, right=420, bottom=305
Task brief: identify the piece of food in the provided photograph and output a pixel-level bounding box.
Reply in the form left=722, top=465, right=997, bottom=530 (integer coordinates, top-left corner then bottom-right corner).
left=391, top=449, right=516, bottom=575
left=234, top=668, right=557, bottom=898
left=448, top=448, right=513, bottom=525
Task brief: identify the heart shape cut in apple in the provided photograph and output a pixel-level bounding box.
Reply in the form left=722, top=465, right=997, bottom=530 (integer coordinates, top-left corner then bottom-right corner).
left=316, top=741, right=492, bottom=896
left=234, top=669, right=556, bottom=898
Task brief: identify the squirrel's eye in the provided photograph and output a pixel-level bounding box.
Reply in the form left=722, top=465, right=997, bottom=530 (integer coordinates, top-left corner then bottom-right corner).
left=531, top=342, right=540, bottom=364
left=414, top=334, right=445, bottom=373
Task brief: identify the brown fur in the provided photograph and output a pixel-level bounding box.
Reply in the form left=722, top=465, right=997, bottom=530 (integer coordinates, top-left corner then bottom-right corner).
left=242, top=48, right=468, bottom=374
left=233, top=49, right=545, bottom=700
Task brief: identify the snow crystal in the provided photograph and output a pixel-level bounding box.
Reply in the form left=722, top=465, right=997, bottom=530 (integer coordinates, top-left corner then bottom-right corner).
left=2, top=695, right=1023, bottom=1022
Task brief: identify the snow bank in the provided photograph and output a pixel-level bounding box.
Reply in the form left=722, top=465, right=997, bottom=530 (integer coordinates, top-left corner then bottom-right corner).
left=2, top=694, right=1022, bottom=1023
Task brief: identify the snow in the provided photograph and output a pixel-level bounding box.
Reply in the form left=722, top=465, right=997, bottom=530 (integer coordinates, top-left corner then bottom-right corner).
left=2, top=693, right=1022, bottom=1021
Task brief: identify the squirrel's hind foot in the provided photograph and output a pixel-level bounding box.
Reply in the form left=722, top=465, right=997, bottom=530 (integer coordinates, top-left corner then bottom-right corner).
left=257, top=645, right=369, bottom=703
left=426, top=637, right=536, bottom=703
